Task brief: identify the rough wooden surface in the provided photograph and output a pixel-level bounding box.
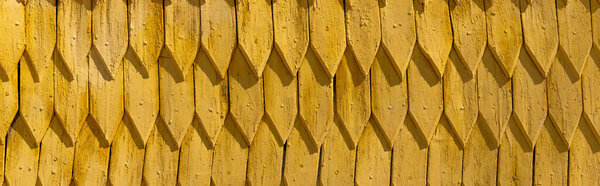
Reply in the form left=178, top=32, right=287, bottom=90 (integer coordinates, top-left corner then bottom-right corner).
left=391, top=118, right=427, bottom=185
left=486, top=0, right=523, bottom=77
left=235, top=0, right=272, bottom=77
left=407, top=47, right=443, bottom=144
left=548, top=52, right=582, bottom=147
left=335, top=51, right=370, bottom=146
left=371, top=49, right=408, bottom=147
left=273, top=0, right=308, bottom=75
left=264, top=51, right=296, bottom=144
left=379, top=0, right=415, bottom=77
left=498, top=119, right=533, bottom=186
left=20, top=0, right=55, bottom=144
left=443, top=50, right=477, bottom=147
left=427, top=117, right=462, bottom=186
left=309, top=0, right=346, bottom=78
left=521, top=0, right=559, bottom=76
left=584, top=48, right=600, bottom=142
left=449, top=0, right=486, bottom=76
left=0, top=0, right=597, bottom=184
left=89, top=0, right=126, bottom=144
left=414, top=0, right=452, bottom=77
left=319, top=120, right=356, bottom=185
left=556, top=0, right=592, bottom=76
left=477, top=49, right=512, bottom=147
left=513, top=48, right=547, bottom=148
left=535, top=119, right=568, bottom=185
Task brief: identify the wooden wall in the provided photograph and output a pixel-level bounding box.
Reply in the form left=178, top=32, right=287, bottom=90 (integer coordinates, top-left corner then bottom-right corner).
left=0, top=0, right=599, bottom=185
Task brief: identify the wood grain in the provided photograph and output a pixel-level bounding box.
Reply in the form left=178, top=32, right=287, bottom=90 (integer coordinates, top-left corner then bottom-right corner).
left=345, top=0, right=380, bottom=75
left=414, top=0, right=453, bottom=77
left=20, top=0, right=55, bottom=143
left=200, top=0, right=236, bottom=78
left=371, top=49, right=408, bottom=147
left=534, top=119, right=568, bottom=185
left=273, top=0, right=309, bottom=75
left=556, top=0, right=592, bottom=76
left=521, top=0, right=559, bottom=76
left=236, top=0, right=273, bottom=77
left=379, top=0, right=415, bottom=77
left=443, top=49, right=477, bottom=147
left=512, top=47, right=547, bottom=148
left=548, top=52, right=583, bottom=147
left=407, top=47, right=443, bottom=144
left=309, top=0, right=346, bottom=78
left=450, top=0, right=486, bottom=76
left=486, top=0, right=523, bottom=77
left=477, top=49, right=512, bottom=147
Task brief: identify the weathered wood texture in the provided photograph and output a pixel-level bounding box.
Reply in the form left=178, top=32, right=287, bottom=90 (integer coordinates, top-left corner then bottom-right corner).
left=0, top=0, right=596, bottom=184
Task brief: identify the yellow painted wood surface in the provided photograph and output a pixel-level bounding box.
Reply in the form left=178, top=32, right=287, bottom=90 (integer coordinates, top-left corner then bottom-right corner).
left=407, top=47, right=443, bottom=144
left=309, top=0, right=346, bottom=78
left=72, top=121, right=110, bottom=185
left=200, top=0, right=236, bottom=78
left=584, top=48, right=600, bottom=142
left=228, top=49, right=264, bottom=144
left=0, top=0, right=597, bottom=184
left=556, top=0, right=592, bottom=76
left=521, top=0, right=559, bottom=76
left=247, top=119, right=283, bottom=186
left=449, top=0, right=485, bottom=76
left=125, top=0, right=162, bottom=144
left=355, top=119, right=391, bottom=186
left=108, top=119, right=144, bottom=185
left=20, top=0, right=55, bottom=144
left=38, top=118, right=74, bottom=185
left=194, top=51, right=228, bottom=147
left=379, top=0, right=415, bottom=77
left=235, top=0, right=273, bottom=77
left=512, top=48, right=547, bottom=148
left=569, top=119, right=600, bottom=185
left=443, top=49, right=477, bottom=147
left=548, top=52, right=583, bottom=147
left=535, top=119, right=568, bottom=185
left=298, top=51, right=333, bottom=148
left=462, top=120, right=498, bottom=185
left=89, top=0, right=126, bottom=144
left=335, top=51, right=370, bottom=146
left=5, top=118, right=39, bottom=186
left=486, top=0, right=523, bottom=77
left=371, top=49, right=408, bottom=147
left=0, top=0, right=25, bottom=77
left=319, top=120, right=356, bottom=185
left=477, top=49, right=512, bottom=146
left=595, top=0, right=600, bottom=51
left=391, top=118, right=427, bottom=185
left=177, top=119, right=213, bottom=185
left=427, top=117, right=463, bottom=186
left=211, top=118, right=248, bottom=185
left=158, top=4, right=199, bottom=166
left=414, top=0, right=452, bottom=77
left=264, top=51, right=296, bottom=143
left=164, top=0, right=199, bottom=77
left=283, top=122, right=320, bottom=186
left=55, top=0, right=91, bottom=143
left=498, top=119, right=533, bottom=186
left=142, top=121, right=179, bottom=185
left=158, top=55, right=195, bottom=146
left=273, top=0, right=308, bottom=75
left=345, top=0, right=380, bottom=76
